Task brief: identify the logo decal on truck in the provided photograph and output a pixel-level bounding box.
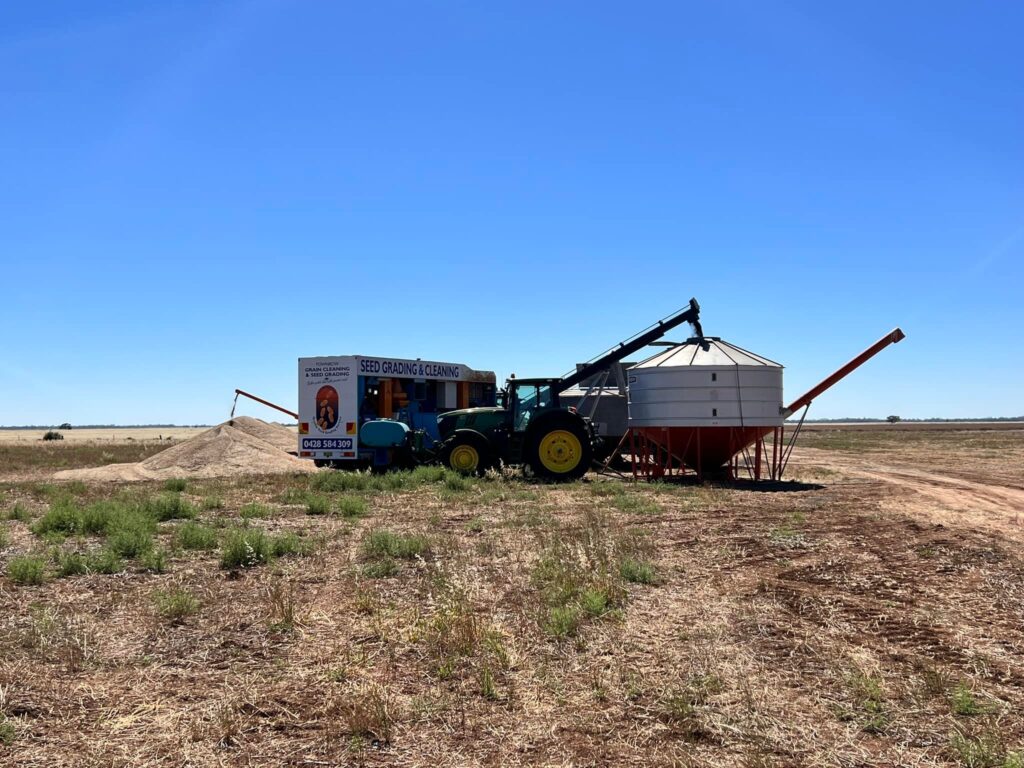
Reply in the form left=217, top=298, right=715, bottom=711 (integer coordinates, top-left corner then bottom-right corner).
left=315, top=386, right=340, bottom=433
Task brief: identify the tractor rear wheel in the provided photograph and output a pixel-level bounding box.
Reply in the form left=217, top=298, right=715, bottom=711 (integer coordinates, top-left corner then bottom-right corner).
left=526, top=413, right=592, bottom=481
left=439, top=431, right=493, bottom=476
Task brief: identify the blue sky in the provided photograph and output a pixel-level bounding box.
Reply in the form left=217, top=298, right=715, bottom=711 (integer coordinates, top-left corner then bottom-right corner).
left=2, top=1, right=1021, bottom=425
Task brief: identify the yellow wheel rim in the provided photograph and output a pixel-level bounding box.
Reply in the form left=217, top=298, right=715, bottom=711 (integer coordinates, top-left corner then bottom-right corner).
left=450, top=444, right=480, bottom=473
left=538, top=430, right=583, bottom=474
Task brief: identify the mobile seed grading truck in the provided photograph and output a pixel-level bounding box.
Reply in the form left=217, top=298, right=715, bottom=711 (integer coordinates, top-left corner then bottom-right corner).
left=297, top=355, right=497, bottom=468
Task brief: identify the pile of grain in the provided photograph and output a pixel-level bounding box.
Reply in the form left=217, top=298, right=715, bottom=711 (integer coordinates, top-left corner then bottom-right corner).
left=54, top=416, right=315, bottom=482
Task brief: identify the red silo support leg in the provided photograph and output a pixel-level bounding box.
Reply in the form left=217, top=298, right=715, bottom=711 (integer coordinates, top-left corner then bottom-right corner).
left=696, top=429, right=703, bottom=482
left=666, top=428, right=673, bottom=478
left=777, top=425, right=785, bottom=479
left=730, top=429, right=738, bottom=481
left=755, top=437, right=762, bottom=481
left=771, top=427, right=779, bottom=480
left=683, top=430, right=694, bottom=477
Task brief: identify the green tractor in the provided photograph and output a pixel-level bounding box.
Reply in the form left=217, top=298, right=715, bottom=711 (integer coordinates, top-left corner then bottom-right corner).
left=434, top=299, right=703, bottom=481
left=436, top=377, right=594, bottom=480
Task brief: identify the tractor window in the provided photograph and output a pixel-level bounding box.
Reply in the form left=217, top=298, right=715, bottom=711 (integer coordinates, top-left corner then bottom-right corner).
left=537, top=386, right=552, bottom=409
left=513, top=384, right=552, bottom=431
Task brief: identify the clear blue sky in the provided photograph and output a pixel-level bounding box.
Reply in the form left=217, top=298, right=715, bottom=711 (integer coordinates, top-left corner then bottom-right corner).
left=2, top=1, right=1021, bottom=425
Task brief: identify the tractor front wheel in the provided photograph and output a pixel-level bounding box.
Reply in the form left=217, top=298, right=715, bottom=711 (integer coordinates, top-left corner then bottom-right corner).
left=439, top=431, right=493, bottom=476
left=526, top=414, right=592, bottom=481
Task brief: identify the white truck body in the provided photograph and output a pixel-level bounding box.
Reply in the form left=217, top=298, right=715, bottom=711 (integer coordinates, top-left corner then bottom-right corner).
left=297, top=355, right=495, bottom=462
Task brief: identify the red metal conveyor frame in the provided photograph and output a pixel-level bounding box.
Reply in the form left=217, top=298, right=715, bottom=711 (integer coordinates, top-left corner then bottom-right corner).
left=758, top=327, right=906, bottom=481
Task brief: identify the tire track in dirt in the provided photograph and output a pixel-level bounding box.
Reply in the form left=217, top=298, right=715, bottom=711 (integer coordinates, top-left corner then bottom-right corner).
left=792, top=447, right=1024, bottom=541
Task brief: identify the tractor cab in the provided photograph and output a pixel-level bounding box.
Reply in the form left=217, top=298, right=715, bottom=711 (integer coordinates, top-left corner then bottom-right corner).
left=436, top=377, right=561, bottom=440
left=505, top=378, right=562, bottom=432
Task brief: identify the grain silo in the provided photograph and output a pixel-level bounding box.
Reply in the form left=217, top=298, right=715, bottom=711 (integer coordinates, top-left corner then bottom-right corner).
left=625, top=329, right=905, bottom=480
left=627, top=337, right=783, bottom=476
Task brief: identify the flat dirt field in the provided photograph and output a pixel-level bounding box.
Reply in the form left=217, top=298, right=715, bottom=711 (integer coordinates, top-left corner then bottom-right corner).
left=0, top=427, right=208, bottom=443
left=1, top=425, right=1023, bottom=766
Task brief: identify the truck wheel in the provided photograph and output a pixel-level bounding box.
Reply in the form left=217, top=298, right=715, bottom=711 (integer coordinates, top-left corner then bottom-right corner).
left=439, top=431, right=493, bottom=476
left=526, top=413, right=592, bottom=481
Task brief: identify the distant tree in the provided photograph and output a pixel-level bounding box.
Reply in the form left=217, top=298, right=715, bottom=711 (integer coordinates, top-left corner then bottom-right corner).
left=59, top=422, right=72, bottom=430
left=886, top=415, right=901, bottom=425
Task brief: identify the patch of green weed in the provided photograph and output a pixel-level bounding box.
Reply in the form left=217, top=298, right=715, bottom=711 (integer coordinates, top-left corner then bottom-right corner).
left=270, top=532, right=312, bottom=558
left=620, top=557, right=657, bottom=584
left=220, top=528, right=271, bottom=568
left=0, top=714, right=15, bottom=745
left=844, top=671, right=889, bottom=734
left=6, top=502, right=32, bottom=523
left=144, top=494, right=196, bottom=521
left=306, top=494, right=331, bottom=515
left=202, top=495, right=224, bottom=510
left=364, top=529, right=430, bottom=560
left=107, top=524, right=154, bottom=558
left=544, top=605, right=582, bottom=638
left=140, top=547, right=169, bottom=573
left=7, top=553, right=48, bottom=585
left=176, top=521, right=218, bottom=550
left=88, top=547, right=125, bottom=574
left=278, top=487, right=310, bottom=505
left=32, top=498, right=84, bottom=535
left=612, top=493, right=661, bottom=515
left=952, top=683, right=988, bottom=716
left=362, top=558, right=399, bottom=578
left=55, top=550, right=89, bottom=578
left=218, top=528, right=309, bottom=568
left=337, top=495, right=368, bottom=519
left=154, top=587, right=200, bottom=621
left=949, top=729, right=1018, bottom=768
left=239, top=502, right=274, bottom=520
left=580, top=587, right=612, bottom=617
left=443, top=472, right=472, bottom=492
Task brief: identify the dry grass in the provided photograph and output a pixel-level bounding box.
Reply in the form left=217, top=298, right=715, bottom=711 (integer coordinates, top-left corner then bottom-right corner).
left=0, top=427, right=207, bottom=443
left=0, top=429, right=1022, bottom=765
left=0, top=440, right=173, bottom=480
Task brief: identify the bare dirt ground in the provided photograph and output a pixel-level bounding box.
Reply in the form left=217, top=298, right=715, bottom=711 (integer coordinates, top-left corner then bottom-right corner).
left=793, top=427, right=1024, bottom=541
left=1, top=426, right=1022, bottom=767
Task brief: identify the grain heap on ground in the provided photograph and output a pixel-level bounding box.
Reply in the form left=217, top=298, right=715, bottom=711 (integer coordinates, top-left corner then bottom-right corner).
left=53, top=416, right=313, bottom=482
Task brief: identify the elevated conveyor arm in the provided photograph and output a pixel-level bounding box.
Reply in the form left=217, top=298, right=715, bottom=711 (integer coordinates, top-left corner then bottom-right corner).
left=555, top=298, right=702, bottom=395
left=232, top=389, right=299, bottom=420
left=783, top=328, right=906, bottom=418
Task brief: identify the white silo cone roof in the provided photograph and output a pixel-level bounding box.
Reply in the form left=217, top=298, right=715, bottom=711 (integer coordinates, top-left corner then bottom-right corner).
left=633, top=338, right=782, bottom=368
